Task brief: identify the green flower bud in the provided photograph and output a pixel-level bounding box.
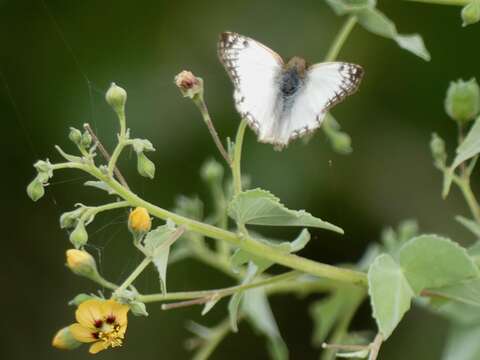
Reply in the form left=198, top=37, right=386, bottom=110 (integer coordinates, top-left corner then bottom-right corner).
left=68, top=127, right=82, bottom=145
left=136, top=152, right=155, bottom=179
left=27, top=176, right=45, bottom=202
left=60, top=207, right=85, bottom=229
left=69, top=221, right=88, bottom=248
left=200, top=158, right=224, bottom=183
left=81, top=130, right=92, bottom=148
left=445, top=78, right=480, bottom=124
left=129, top=301, right=149, bottom=317
left=430, top=133, right=447, bottom=167
left=68, top=293, right=95, bottom=306
left=66, top=249, right=98, bottom=278
left=105, top=82, right=127, bottom=114
left=52, top=326, right=82, bottom=350
left=462, top=0, right=480, bottom=27
left=174, top=70, right=203, bottom=99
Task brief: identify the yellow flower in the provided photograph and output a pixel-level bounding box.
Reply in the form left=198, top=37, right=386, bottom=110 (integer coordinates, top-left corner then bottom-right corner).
left=69, top=299, right=129, bottom=354
left=128, top=207, right=151, bottom=234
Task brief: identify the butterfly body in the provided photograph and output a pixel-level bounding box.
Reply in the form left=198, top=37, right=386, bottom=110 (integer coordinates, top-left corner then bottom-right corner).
left=218, top=32, right=363, bottom=148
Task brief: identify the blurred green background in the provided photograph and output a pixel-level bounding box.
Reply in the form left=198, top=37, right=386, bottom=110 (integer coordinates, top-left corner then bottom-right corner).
left=1, top=0, right=479, bottom=359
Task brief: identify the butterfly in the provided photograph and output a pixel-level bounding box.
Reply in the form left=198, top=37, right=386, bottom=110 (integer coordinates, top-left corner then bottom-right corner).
left=218, top=31, right=364, bottom=148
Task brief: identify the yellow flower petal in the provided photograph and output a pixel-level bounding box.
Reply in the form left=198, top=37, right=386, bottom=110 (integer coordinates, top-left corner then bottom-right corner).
left=103, top=299, right=129, bottom=326
left=69, top=323, right=97, bottom=343
left=75, top=299, right=104, bottom=328
left=89, top=341, right=108, bottom=354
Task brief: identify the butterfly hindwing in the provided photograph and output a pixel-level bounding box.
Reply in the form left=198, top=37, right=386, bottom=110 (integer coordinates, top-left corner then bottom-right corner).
left=218, top=32, right=284, bottom=138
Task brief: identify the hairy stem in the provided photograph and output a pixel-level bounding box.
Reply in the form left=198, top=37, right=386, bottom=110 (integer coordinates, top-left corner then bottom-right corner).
left=232, top=119, right=248, bottom=195
left=84, top=122, right=130, bottom=190
left=139, top=270, right=300, bottom=303
left=324, top=15, right=357, bottom=62
left=81, top=165, right=367, bottom=286
left=194, top=96, right=231, bottom=165
left=405, top=0, right=469, bottom=5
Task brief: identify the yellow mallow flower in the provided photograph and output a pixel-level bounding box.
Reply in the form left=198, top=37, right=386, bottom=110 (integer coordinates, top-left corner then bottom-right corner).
left=69, top=299, right=129, bottom=354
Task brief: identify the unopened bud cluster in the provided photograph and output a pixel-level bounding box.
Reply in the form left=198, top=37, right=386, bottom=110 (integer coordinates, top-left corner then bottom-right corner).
left=69, top=127, right=92, bottom=149
left=27, top=159, right=54, bottom=202
left=430, top=133, right=447, bottom=168
left=175, top=70, right=203, bottom=99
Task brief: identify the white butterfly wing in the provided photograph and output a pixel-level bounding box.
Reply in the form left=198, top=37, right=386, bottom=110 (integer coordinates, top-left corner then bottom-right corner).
left=218, top=32, right=283, bottom=139
left=278, top=62, right=363, bottom=146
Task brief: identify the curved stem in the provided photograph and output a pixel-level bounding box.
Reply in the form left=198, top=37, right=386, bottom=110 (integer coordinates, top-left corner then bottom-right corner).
left=232, top=119, right=248, bottom=195
left=139, top=270, right=300, bottom=303
left=459, top=180, right=480, bottom=223
left=324, top=15, right=357, bottom=62
left=82, top=165, right=367, bottom=286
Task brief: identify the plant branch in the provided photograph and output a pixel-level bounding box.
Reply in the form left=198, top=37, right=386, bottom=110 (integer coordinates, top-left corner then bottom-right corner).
left=84, top=122, right=130, bottom=190
left=192, top=317, right=233, bottom=360
left=194, top=96, right=231, bottom=165
left=324, top=15, right=357, bottom=62
left=232, top=119, right=248, bottom=195
left=115, top=256, right=152, bottom=295
left=139, top=270, right=300, bottom=304
left=405, top=0, right=469, bottom=5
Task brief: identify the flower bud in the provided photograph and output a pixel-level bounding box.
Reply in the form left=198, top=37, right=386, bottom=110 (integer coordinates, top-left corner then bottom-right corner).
left=137, top=152, right=155, bottom=179
left=105, top=82, right=127, bottom=114
left=69, top=221, right=88, bottom=248
left=27, top=176, right=45, bottom=202
left=129, top=301, right=149, bottom=317
left=330, top=132, right=352, bottom=154
left=462, top=1, right=480, bottom=27
left=200, top=158, right=224, bottom=184
left=60, top=208, right=84, bottom=229
left=430, top=133, right=447, bottom=167
left=68, top=127, right=82, bottom=145
left=52, top=326, right=82, bottom=350
left=445, top=78, right=480, bottom=124
left=81, top=130, right=92, bottom=148
left=128, top=207, right=152, bottom=235
left=68, top=293, right=95, bottom=306
left=66, top=249, right=98, bottom=277
left=174, top=70, right=203, bottom=99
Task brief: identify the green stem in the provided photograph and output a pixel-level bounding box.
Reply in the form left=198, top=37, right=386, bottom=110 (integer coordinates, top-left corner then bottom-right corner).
left=90, top=201, right=129, bottom=215
left=115, top=256, right=152, bottom=294
left=108, top=110, right=127, bottom=177
left=232, top=119, right=248, bottom=195
left=192, top=317, right=233, bottom=360
left=80, top=166, right=367, bottom=287
left=92, top=274, right=118, bottom=290
left=324, top=15, right=357, bottom=62
left=459, top=180, right=480, bottom=223
left=139, top=270, right=300, bottom=303
left=405, top=0, right=469, bottom=5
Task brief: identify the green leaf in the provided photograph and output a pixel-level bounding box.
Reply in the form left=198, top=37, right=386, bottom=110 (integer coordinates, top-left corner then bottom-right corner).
left=399, top=235, right=479, bottom=294
left=356, top=8, right=397, bottom=38
left=322, top=114, right=353, bottom=155
left=355, top=8, right=430, bottom=61
left=144, top=222, right=180, bottom=294
left=228, top=189, right=343, bottom=233
left=427, top=279, right=480, bottom=307
left=310, top=286, right=366, bottom=346
left=444, top=117, right=480, bottom=197
left=231, top=229, right=311, bottom=274
left=325, top=0, right=374, bottom=16
left=228, top=263, right=257, bottom=332
left=368, top=254, right=414, bottom=339
left=394, top=34, right=431, bottom=62
left=456, top=216, right=480, bottom=237
left=243, top=288, right=288, bottom=360
left=443, top=324, right=480, bottom=360
left=381, top=219, right=419, bottom=259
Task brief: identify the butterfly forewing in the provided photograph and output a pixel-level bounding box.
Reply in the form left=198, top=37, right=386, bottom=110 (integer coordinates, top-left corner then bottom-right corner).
left=218, top=32, right=283, bottom=138
left=283, top=62, right=363, bottom=144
